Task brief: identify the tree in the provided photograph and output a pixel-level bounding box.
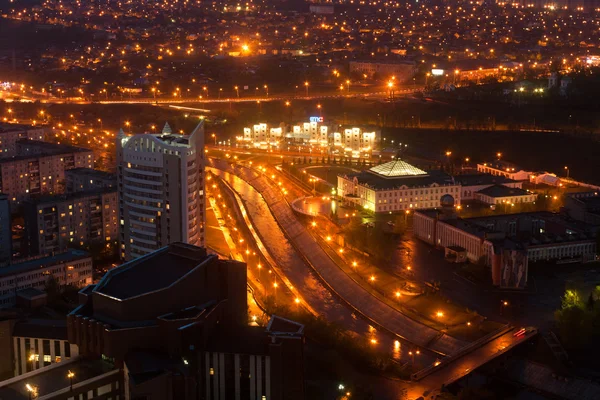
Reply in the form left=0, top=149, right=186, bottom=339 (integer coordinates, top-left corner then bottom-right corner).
left=44, top=276, right=61, bottom=303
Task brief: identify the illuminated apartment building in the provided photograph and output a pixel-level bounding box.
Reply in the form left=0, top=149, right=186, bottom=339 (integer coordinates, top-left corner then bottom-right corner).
left=117, top=122, right=205, bottom=260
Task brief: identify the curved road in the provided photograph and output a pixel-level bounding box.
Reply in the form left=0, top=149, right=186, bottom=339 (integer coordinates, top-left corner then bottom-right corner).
left=209, top=158, right=466, bottom=356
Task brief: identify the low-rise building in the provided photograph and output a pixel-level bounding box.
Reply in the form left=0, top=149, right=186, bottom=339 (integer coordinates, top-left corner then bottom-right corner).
left=454, top=174, right=522, bottom=201
left=0, top=140, right=94, bottom=203
left=475, top=184, right=537, bottom=206
left=564, top=191, right=600, bottom=225
left=338, top=159, right=461, bottom=213
left=0, top=250, right=92, bottom=308
left=24, top=188, right=118, bottom=256
left=477, top=160, right=532, bottom=181
left=414, top=201, right=597, bottom=289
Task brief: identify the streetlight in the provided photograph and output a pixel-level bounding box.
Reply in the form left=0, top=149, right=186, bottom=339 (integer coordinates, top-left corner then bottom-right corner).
left=211, top=133, right=216, bottom=145
left=345, top=79, right=350, bottom=94
left=317, top=104, right=322, bottom=117
left=234, top=86, right=239, bottom=98
left=497, top=152, right=502, bottom=160
left=26, top=383, right=38, bottom=400
left=564, top=166, right=569, bottom=179
left=264, top=84, right=269, bottom=97
left=387, top=81, right=394, bottom=100
left=304, top=81, right=309, bottom=97
left=218, top=88, right=223, bottom=99
left=500, top=300, right=508, bottom=315
left=125, top=121, right=131, bottom=133
left=67, top=370, right=75, bottom=391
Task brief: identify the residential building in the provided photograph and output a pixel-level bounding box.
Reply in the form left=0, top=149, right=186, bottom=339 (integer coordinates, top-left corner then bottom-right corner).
left=23, top=188, right=118, bottom=256
left=477, top=160, right=532, bottom=181
left=68, top=242, right=305, bottom=400
left=0, top=140, right=94, bottom=203
left=337, top=159, right=461, bottom=213
left=0, top=124, right=45, bottom=155
left=0, top=194, right=11, bottom=265
left=65, top=168, right=116, bottom=193
left=0, top=249, right=93, bottom=308
left=414, top=201, right=597, bottom=289
left=117, top=122, right=205, bottom=260
left=238, top=121, right=378, bottom=156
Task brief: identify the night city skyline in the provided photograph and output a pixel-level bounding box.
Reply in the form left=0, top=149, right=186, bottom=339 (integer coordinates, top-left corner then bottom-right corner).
left=0, top=0, right=600, bottom=399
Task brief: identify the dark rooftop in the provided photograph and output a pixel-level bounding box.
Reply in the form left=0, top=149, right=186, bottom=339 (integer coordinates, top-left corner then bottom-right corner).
left=476, top=184, right=532, bottom=198
left=94, top=243, right=210, bottom=300
left=206, top=325, right=269, bottom=355
left=65, top=167, right=116, bottom=180
left=0, top=123, right=43, bottom=133
left=0, top=358, right=116, bottom=400
left=12, top=318, right=67, bottom=340
left=25, top=186, right=116, bottom=206
left=454, top=173, right=516, bottom=186
left=0, top=249, right=90, bottom=279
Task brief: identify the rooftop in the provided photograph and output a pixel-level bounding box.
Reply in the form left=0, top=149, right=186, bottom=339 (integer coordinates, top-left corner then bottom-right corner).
left=0, top=249, right=91, bottom=279
left=0, top=358, right=116, bottom=400
left=479, top=160, right=525, bottom=173
left=454, top=173, right=517, bottom=186
left=369, top=159, right=428, bottom=178
left=12, top=318, right=68, bottom=340
left=0, top=123, right=43, bottom=133
left=65, top=167, right=116, bottom=181
left=344, top=168, right=454, bottom=190
left=94, top=243, right=211, bottom=300
left=25, top=187, right=116, bottom=206
left=476, top=184, right=532, bottom=198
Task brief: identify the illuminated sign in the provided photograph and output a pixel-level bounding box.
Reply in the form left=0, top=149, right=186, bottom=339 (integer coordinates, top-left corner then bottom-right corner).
left=309, top=116, right=324, bottom=123
left=431, top=69, right=445, bottom=76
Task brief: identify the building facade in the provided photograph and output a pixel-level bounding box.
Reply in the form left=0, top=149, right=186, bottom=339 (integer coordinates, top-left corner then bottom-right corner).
left=0, top=140, right=94, bottom=203
left=238, top=121, right=378, bottom=156
left=0, top=194, right=11, bottom=265
left=68, top=242, right=304, bottom=400
left=0, top=124, right=45, bottom=155
left=117, top=122, right=205, bottom=260
left=338, top=159, right=461, bottom=213
left=0, top=250, right=93, bottom=308
left=65, top=168, right=116, bottom=193
left=414, top=207, right=598, bottom=289
left=477, top=161, right=532, bottom=181
left=24, top=189, right=118, bottom=256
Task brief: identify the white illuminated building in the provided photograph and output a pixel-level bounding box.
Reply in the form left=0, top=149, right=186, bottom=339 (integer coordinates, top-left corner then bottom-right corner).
left=117, top=122, right=205, bottom=260
left=337, top=158, right=461, bottom=213
left=238, top=119, right=378, bottom=157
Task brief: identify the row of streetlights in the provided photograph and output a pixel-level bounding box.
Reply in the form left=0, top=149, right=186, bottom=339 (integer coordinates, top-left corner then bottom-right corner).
left=25, top=370, right=75, bottom=399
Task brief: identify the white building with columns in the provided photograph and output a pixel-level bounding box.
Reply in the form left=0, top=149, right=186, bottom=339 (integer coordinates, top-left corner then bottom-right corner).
left=337, top=159, right=461, bottom=213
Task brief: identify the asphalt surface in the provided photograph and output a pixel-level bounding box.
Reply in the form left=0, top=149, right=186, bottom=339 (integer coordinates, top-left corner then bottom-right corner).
left=209, top=158, right=467, bottom=356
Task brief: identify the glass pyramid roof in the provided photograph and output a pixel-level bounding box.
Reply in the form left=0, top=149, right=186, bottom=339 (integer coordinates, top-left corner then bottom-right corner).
left=369, top=159, right=427, bottom=177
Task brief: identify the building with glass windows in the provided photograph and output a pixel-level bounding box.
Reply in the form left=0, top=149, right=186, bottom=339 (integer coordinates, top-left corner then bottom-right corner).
left=117, top=122, right=205, bottom=260
left=337, top=159, right=461, bottom=212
